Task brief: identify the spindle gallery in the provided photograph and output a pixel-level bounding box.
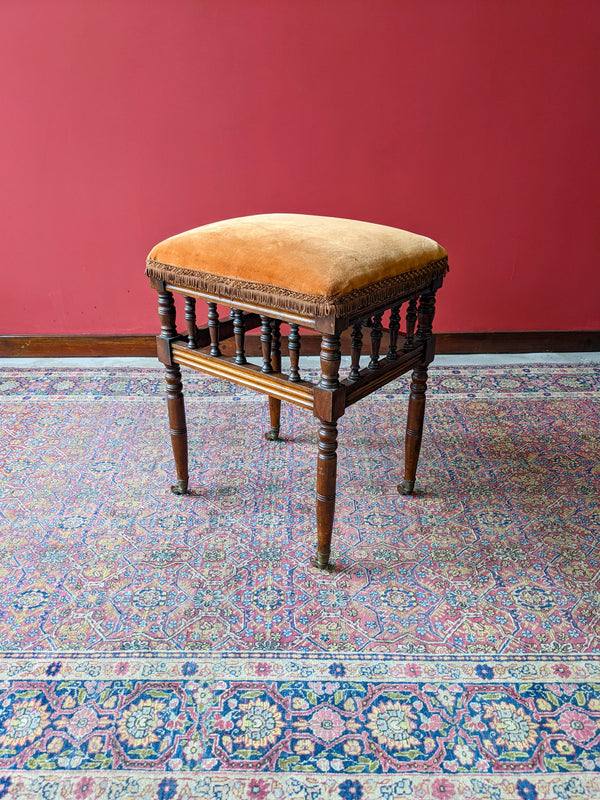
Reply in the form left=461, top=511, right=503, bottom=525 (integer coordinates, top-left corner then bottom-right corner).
left=146, top=214, right=448, bottom=568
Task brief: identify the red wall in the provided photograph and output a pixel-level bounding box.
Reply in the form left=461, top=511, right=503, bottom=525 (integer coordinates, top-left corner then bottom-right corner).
left=2, top=0, right=599, bottom=335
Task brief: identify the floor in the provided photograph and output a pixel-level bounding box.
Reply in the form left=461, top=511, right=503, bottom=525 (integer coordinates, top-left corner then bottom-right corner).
left=1, top=354, right=599, bottom=795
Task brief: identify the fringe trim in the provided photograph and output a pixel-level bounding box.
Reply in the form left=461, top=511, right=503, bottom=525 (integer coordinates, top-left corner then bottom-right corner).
left=145, top=256, right=449, bottom=318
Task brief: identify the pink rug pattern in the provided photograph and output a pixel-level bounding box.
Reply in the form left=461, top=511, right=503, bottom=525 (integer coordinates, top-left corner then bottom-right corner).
left=0, top=364, right=598, bottom=799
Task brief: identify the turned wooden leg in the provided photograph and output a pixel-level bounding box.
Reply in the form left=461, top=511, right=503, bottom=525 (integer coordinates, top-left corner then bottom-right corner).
left=313, top=420, right=338, bottom=569
left=164, top=364, right=189, bottom=495
left=312, top=332, right=343, bottom=569
left=399, top=289, right=437, bottom=495
left=399, top=365, right=428, bottom=495
left=154, top=285, right=189, bottom=496
left=266, top=397, right=282, bottom=441
left=265, top=320, right=282, bottom=441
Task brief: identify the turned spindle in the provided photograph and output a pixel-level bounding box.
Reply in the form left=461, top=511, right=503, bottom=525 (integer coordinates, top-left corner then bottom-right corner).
left=158, top=289, right=177, bottom=338
left=349, top=322, right=363, bottom=380
left=207, top=302, right=221, bottom=357
left=387, top=305, right=400, bottom=360
left=403, top=298, right=418, bottom=352
left=232, top=309, right=247, bottom=365
left=260, top=316, right=273, bottom=373
left=415, top=291, right=437, bottom=343
left=265, top=319, right=282, bottom=441
left=288, top=323, right=301, bottom=382
left=270, top=319, right=281, bottom=373
left=368, top=313, right=383, bottom=370
left=184, top=296, right=198, bottom=349
left=318, top=333, right=341, bottom=390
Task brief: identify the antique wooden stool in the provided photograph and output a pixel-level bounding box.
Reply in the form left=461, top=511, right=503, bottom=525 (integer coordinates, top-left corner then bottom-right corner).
left=146, top=214, right=448, bottom=568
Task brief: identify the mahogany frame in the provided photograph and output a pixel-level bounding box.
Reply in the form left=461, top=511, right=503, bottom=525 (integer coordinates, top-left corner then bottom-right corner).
left=149, top=272, right=444, bottom=569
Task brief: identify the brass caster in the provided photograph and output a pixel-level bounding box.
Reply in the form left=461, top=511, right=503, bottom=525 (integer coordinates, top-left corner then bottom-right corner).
left=398, top=480, right=415, bottom=495
left=310, top=552, right=332, bottom=570
left=264, top=428, right=281, bottom=441
left=171, top=479, right=189, bottom=495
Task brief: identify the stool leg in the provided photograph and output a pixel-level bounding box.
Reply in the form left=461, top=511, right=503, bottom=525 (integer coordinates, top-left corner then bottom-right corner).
left=313, top=419, right=338, bottom=569
left=265, top=320, right=282, bottom=441
left=164, top=364, right=189, bottom=495
left=266, top=397, right=281, bottom=441
left=399, top=288, right=437, bottom=495
left=399, top=365, right=427, bottom=495
left=312, top=332, right=342, bottom=569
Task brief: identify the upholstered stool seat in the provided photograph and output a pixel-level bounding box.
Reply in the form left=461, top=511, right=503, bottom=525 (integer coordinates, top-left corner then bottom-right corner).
left=147, top=214, right=447, bottom=319
left=146, top=213, right=448, bottom=568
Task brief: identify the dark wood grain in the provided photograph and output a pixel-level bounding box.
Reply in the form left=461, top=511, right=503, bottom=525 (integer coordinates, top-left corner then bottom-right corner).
left=387, top=305, right=400, bottom=360
left=399, top=365, right=428, bottom=496
left=399, top=288, right=438, bottom=494
left=349, top=322, right=363, bottom=380
left=164, top=364, right=189, bottom=495
left=266, top=319, right=282, bottom=440
left=207, top=302, right=222, bottom=357
left=172, top=343, right=315, bottom=409
left=158, top=289, right=177, bottom=338
left=184, top=296, right=198, bottom=349
left=312, top=333, right=345, bottom=569
left=260, top=316, right=273, bottom=374
left=157, top=288, right=189, bottom=495
left=232, top=309, right=247, bottom=365
left=288, top=323, right=301, bottom=382
left=318, top=333, right=341, bottom=390
left=314, top=419, right=338, bottom=570
left=270, top=319, right=281, bottom=372
left=343, top=349, right=423, bottom=406
left=403, top=298, right=418, bottom=352
left=434, top=331, right=600, bottom=354
left=368, top=312, right=384, bottom=370
left=415, top=291, right=436, bottom=346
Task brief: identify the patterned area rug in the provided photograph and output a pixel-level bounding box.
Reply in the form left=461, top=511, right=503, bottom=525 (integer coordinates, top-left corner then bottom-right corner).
left=0, top=364, right=599, bottom=799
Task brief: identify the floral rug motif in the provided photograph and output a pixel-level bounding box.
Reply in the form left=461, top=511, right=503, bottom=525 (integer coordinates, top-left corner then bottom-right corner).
left=0, top=364, right=599, bottom=798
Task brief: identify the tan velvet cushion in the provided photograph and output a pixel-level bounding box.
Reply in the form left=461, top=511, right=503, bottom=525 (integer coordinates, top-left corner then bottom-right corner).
left=146, top=214, right=448, bottom=318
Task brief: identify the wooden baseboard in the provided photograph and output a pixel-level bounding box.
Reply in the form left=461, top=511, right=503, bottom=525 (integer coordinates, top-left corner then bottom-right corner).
left=0, top=335, right=158, bottom=358
left=434, top=330, right=600, bottom=354
left=0, top=330, right=598, bottom=358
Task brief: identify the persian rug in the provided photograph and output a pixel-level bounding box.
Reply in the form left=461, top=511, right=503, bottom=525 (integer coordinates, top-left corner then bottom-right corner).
left=0, top=363, right=599, bottom=800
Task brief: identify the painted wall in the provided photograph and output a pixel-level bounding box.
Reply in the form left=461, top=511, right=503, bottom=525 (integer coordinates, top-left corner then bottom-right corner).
left=1, top=0, right=599, bottom=335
